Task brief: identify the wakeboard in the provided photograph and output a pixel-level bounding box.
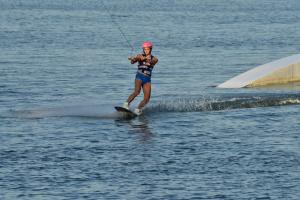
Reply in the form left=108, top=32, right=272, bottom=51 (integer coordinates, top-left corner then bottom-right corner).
left=115, top=106, right=137, bottom=118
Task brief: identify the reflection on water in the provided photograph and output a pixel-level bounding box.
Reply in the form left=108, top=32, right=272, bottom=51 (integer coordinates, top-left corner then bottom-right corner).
left=115, top=116, right=153, bottom=142
left=251, top=81, right=300, bottom=90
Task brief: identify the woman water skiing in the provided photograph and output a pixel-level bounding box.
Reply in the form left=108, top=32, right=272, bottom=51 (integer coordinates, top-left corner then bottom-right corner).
left=123, top=41, right=158, bottom=115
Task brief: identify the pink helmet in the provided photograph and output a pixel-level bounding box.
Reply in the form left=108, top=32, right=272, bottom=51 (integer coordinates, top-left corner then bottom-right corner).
left=142, top=41, right=153, bottom=48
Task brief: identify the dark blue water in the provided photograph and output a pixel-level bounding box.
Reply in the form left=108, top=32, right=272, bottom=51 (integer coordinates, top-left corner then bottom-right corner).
left=1, top=0, right=300, bottom=199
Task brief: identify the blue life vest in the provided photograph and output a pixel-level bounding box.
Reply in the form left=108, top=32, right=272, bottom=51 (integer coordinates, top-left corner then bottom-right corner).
left=137, top=55, right=154, bottom=77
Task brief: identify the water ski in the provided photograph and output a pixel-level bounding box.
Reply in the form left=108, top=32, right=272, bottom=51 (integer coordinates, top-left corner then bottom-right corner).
left=115, top=106, right=137, bottom=118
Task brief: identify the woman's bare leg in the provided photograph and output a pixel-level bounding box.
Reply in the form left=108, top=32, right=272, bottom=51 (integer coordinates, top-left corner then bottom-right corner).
left=127, top=79, right=142, bottom=104
left=138, top=83, right=151, bottom=109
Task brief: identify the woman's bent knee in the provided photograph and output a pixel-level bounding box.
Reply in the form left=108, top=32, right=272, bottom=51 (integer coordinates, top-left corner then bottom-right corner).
left=134, top=90, right=140, bottom=96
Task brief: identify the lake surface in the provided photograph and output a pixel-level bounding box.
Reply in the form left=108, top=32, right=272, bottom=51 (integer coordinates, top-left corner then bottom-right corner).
left=1, top=0, right=300, bottom=199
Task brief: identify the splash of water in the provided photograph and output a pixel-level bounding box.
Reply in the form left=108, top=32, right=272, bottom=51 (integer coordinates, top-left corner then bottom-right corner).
left=11, top=104, right=120, bottom=119
left=6, top=94, right=300, bottom=119
left=146, top=95, right=300, bottom=113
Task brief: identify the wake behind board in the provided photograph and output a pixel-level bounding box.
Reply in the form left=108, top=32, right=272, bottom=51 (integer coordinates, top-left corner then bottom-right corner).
left=115, top=106, right=137, bottom=118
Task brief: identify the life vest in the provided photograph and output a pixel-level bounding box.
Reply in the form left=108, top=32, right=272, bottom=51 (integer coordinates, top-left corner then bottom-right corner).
left=137, top=55, right=154, bottom=77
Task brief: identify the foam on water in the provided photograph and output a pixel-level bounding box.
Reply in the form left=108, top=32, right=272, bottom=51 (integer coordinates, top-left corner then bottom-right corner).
left=146, top=94, right=300, bottom=113
left=9, top=104, right=120, bottom=119
left=6, top=94, right=300, bottom=119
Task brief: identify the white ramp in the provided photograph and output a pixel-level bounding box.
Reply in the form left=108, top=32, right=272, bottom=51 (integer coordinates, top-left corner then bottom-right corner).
left=218, top=54, right=300, bottom=88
